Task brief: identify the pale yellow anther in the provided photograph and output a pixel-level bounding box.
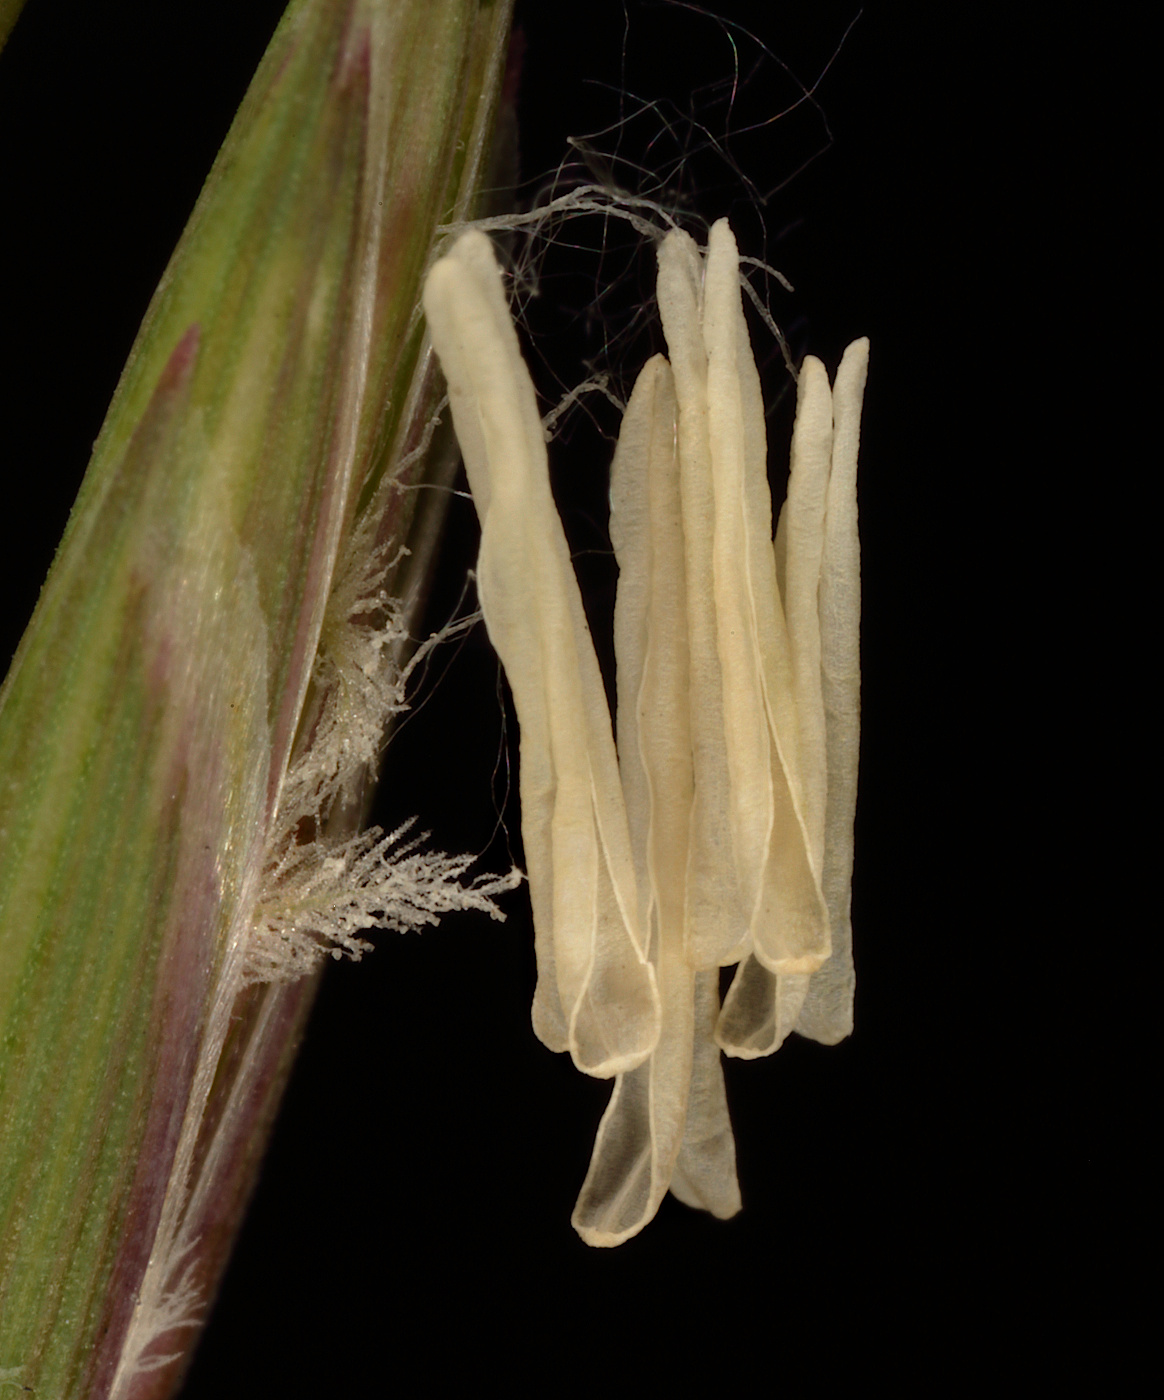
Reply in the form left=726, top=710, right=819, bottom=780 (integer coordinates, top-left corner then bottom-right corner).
left=422, top=221, right=869, bottom=1244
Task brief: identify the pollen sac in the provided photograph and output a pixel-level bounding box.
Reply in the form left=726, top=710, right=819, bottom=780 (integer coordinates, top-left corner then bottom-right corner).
left=422, top=232, right=660, bottom=1082
left=422, top=220, right=868, bottom=1246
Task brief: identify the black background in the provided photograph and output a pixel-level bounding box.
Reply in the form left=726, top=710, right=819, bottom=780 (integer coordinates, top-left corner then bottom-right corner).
left=0, top=1, right=1098, bottom=1393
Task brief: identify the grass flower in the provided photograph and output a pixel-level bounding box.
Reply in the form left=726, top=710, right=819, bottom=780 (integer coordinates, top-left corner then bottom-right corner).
left=0, top=2, right=515, bottom=1393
